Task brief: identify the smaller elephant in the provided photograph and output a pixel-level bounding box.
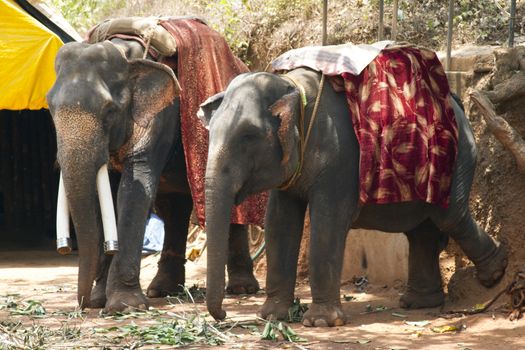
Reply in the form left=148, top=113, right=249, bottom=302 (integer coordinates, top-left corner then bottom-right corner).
left=46, top=19, right=262, bottom=313
left=198, top=66, right=508, bottom=327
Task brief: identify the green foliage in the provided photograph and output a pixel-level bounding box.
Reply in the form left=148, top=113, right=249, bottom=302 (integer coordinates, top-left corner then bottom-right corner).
left=48, top=0, right=126, bottom=34
left=0, top=296, right=46, bottom=317
left=287, top=297, right=308, bottom=323
left=115, top=317, right=228, bottom=346
left=44, top=0, right=521, bottom=70
left=261, top=320, right=307, bottom=342
left=455, top=0, right=509, bottom=42
left=0, top=320, right=83, bottom=349
left=205, top=0, right=247, bottom=51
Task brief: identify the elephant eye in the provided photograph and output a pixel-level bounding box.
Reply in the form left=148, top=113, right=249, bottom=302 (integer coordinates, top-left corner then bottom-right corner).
left=102, top=103, right=118, bottom=117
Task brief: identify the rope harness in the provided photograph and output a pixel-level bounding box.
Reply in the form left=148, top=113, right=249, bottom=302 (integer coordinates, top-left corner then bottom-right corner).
left=278, top=73, right=326, bottom=190
left=141, top=20, right=158, bottom=59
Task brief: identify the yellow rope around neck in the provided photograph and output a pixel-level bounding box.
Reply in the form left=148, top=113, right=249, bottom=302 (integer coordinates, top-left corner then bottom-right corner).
left=278, top=73, right=326, bottom=190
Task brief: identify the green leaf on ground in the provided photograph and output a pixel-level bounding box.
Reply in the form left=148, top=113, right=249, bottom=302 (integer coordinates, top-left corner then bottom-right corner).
left=431, top=325, right=460, bottom=333
left=405, top=320, right=431, bottom=327
left=343, top=295, right=355, bottom=301
left=287, top=298, right=309, bottom=322
left=261, top=321, right=307, bottom=343
left=332, top=339, right=371, bottom=344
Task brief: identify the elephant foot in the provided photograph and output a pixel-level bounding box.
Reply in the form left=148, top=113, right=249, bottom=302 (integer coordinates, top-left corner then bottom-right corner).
left=90, top=282, right=107, bottom=308
left=227, top=272, right=260, bottom=295
left=227, top=251, right=259, bottom=295
left=147, top=253, right=186, bottom=298
left=475, top=244, right=508, bottom=288
left=399, top=288, right=445, bottom=309
left=104, top=289, right=149, bottom=314
left=302, top=302, right=346, bottom=327
left=258, top=296, right=293, bottom=321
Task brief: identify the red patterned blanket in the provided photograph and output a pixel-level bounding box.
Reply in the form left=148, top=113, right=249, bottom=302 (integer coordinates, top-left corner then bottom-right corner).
left=160, top=18, right=268, bottom=226
left=341, top=45, right=458, bottom=207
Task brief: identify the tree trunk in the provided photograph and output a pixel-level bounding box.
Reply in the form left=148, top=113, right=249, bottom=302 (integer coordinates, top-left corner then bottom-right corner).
left=470, top=90, right=525, bottom=174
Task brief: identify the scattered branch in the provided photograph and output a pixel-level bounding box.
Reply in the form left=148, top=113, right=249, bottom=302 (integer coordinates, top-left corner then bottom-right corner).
left=470, top=89, right=525, bottom=174
left=484, top=72, right=525, bottom=106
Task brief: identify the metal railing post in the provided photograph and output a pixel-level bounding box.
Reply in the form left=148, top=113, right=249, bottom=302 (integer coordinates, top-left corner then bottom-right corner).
left=322, top=0, right=328, bottom=45
left=378, top=0, right=384, bottom=41
left=446, top=0, right=454, bottom=71
left=509, top=0, right=517, bottom=47
left=392, top=0, right=399, bottom=41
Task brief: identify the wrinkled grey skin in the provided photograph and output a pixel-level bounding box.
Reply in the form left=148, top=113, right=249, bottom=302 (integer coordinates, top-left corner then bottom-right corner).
left=198, top=68, right=508, bottom=326
left=46, top=38, right=259, bottom=313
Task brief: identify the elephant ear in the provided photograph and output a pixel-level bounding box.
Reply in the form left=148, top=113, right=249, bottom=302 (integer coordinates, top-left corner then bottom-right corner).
left=269, top=90, right=300, bottom=165
left=129, top=59, right=182, bottom=128
left=197, top=92, right=225, bottom=129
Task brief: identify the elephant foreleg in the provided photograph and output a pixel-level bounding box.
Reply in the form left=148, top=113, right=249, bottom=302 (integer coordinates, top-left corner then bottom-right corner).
left=300, top=177, right=357, bottom=327
left=303, top=209, right=350, bottom=326
left=147, top=192, right=193, bottom=298
left=105, top=123, right=175, bottom=312
left=104, top=162, right=157, bottom=313
left=226, top=224, right=260, bottom=294
left=400, top=219, right=446, bottom=309
left=260, top=191, right=307, bottom=321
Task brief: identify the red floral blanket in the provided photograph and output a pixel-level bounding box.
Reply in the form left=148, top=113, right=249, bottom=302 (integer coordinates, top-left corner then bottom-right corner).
left=341, top=46, right=458, bottom=207
left=160, top=18, right=268, bottom=226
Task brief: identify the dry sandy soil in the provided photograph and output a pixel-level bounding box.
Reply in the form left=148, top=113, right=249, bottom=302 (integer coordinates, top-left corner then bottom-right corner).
left=1, top=246, right=525, bottom=350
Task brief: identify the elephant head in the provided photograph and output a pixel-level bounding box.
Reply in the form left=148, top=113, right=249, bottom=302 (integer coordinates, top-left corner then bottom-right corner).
left=46, top=40, right=180, bottom=308
left=198, top=72, right=304, bottom=319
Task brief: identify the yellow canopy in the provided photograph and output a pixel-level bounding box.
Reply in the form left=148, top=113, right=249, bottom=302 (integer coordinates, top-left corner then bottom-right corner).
left=0, top=0, right=63, bottom=110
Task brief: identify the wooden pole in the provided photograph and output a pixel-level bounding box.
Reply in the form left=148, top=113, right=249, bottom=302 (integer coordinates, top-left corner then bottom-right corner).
left=446, top=0, right=454, bottom=71
left=392, top=0, right=399, bottom=41
left=322, top=0, right=328, bottom=45
left=509, top=0, right=517, bottom=47
left=378, top=0, right=384, bottom=41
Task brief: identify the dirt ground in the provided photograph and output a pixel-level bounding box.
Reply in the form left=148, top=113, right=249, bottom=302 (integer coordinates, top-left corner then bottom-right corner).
left=1, top=246, right=525, bottom=350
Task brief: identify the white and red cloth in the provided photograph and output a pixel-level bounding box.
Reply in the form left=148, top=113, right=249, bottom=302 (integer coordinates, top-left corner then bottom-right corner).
left=272, top=43, right=458, bottom=208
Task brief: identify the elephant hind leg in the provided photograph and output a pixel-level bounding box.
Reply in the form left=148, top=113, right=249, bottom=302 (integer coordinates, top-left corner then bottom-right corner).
left=226, top=224, right=260, bottom=295
left=400, top=219, right=445, bottom=309
left=147, top=192, right=193, bottom=298
left=435, top=210, right=507, bottom=288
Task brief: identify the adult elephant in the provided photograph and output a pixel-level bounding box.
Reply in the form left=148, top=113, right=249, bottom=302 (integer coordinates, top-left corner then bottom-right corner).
left=198, top=54, right=508, bottom=326
left=46, top=19, right=263, bottom=313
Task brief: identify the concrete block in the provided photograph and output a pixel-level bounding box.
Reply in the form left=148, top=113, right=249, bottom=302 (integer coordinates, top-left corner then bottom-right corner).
left=437, top=45, right=497, bottom=72
left=446, top=70, right=473, bottom=98
left=342, top=229, right=408, bottom=285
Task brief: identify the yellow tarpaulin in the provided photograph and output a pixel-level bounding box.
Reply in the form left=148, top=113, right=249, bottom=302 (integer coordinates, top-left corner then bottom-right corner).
left=0, top=0, right=63, bottom=110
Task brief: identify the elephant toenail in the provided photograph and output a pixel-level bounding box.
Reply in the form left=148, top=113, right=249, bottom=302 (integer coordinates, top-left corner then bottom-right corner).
left=302, top=318, right=312, bottom=327
left=334, top=318, right=345, bottom=326
left=314, top=319, right=329, bottom=327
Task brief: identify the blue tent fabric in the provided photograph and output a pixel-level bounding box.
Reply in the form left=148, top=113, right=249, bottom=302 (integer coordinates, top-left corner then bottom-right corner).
left=142, top=213, right=165, bottom=253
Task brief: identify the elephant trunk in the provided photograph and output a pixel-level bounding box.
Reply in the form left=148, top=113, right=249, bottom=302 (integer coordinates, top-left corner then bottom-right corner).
left=205, top=176, right=235, bottom=320
left=60, top=162, right=103, bottom=308
left=55, top=112, right=109, bottom=308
